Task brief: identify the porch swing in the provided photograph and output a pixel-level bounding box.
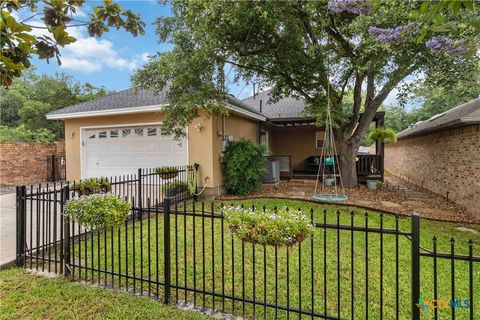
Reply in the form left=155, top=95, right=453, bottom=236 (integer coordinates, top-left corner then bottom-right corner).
left=312, top=59, right=348, bottom=203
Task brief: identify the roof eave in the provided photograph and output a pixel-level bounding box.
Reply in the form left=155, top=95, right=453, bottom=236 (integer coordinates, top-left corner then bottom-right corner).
left=397, top=117, right=480, bottom=140
left=46, top=104, right=166, bottom=120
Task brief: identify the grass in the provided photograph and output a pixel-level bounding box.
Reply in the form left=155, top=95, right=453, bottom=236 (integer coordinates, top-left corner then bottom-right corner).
left=27, top=198, right=480, bottom=320
left=0, top=268, right=211, bottom=320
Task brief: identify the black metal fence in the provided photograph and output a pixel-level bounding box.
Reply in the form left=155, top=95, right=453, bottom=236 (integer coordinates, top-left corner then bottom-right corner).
left=16, top=186, right=479, bottom=319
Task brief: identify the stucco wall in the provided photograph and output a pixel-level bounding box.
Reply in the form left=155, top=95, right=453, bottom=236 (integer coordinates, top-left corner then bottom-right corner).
left=385, top=124, right=480, bottom=216
left=62, top=111, right=258, bottom=189
left=210, top=113, right=259, bottom=187
left=269, top=126, right=325, bottom=172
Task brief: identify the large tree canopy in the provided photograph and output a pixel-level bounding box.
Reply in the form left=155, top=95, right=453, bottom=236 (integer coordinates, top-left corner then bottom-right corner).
left=1, top=0, right=144, bottom=86
left=133, top=0, right=479, bottom=186
left=0, top=68, right=111, bottom=139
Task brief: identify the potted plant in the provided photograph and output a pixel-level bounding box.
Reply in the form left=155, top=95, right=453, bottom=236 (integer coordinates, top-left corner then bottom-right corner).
left=223, top=205, right=314, bottom=247
left=155, top=166, right=179, bottom=179
left=367, top=179, right=383, bottom=190
left=71, top=177, right=111, bottom=196
left=323, top=174, right=336, bottom=186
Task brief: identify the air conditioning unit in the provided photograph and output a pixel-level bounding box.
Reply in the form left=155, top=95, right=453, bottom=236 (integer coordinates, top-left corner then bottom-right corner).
left=262, top=159, right=280, bottom=184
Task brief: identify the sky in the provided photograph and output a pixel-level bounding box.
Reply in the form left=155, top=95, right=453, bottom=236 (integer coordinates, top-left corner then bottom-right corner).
left=25, top=1, right=403, bottom=104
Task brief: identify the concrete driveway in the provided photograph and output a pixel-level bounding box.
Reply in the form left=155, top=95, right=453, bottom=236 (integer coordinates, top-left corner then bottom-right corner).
left=0, top=192, right=16, bottom=268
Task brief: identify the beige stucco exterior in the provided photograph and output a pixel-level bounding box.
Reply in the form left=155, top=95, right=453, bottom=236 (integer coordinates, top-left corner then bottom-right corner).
left=63, top=110, right=258, bottom=190
left=268, top=125, right=328, bottom=171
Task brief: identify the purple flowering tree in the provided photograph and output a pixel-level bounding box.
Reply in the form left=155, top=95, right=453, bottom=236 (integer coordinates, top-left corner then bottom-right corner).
left=134, top=0, right=479, bottom=187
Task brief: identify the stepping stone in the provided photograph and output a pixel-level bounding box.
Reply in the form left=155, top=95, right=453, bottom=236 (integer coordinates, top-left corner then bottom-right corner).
left=356, top=200, right=375, bottom=207
left=381, top=201, right=403, bottom=208
left=402, top=200, right=425, bottom=208
left=455, top=227, right=479, bottom=234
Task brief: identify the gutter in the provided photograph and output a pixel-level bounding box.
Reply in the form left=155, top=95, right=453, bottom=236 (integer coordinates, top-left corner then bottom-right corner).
left=397, top=117, right=480, bottom=140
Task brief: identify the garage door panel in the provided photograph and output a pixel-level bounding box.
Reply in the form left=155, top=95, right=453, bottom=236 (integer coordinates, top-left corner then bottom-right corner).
left=82, top=125, right=188, bottom=179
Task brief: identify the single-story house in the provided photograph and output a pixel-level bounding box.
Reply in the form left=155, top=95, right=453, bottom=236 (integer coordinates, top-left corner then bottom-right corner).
left=47, top=87, right=385, bottom=197
left=385, top=97, right=480, bottom=216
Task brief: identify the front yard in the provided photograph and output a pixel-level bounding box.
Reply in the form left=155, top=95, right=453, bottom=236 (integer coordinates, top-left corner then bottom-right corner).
left=58, top=198, right=479, bottom=320
left=0, top=268, right=211, bottom=320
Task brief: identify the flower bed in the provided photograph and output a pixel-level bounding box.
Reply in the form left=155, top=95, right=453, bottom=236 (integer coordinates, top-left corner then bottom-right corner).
left=222, top=205, right=314, bottom=246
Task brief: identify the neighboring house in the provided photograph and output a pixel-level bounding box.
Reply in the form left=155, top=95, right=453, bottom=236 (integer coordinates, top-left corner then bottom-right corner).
left=47, top=88, right=385, bottom=197
left=385, top=98, right=480, bottom=215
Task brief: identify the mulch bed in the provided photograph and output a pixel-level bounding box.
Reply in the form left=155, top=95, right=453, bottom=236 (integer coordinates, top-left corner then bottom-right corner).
left=219, top=176, right=479, bottom=224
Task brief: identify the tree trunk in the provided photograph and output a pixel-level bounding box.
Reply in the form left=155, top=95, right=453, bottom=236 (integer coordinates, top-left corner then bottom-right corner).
left=338, top=134, right=360, bottom=188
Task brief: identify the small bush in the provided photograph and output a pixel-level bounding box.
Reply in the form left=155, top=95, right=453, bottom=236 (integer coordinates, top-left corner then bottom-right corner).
left=221, top=139, right=267, bottom=195
left=164, top=180, right=188, bottom=197
left=72, top=177, right=111, bottom=196
left=223, top=205, right=314, bottom=246
left=65, top=194, right=131, bottom=229
left=0, top=125, right=55, bottom=143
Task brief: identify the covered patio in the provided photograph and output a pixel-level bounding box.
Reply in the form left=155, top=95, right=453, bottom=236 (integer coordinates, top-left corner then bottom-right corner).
left=260, top=112, right=385, bottom=183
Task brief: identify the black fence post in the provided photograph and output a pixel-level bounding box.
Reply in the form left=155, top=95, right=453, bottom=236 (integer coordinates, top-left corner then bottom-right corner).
left=411, top=212, right=421, bottom=320
left=163, top=197, right=171, bottom=304
left=137, top=168, right=142, bottom=220
left=62, top=185, right=71, bottom=276
left=16, top=186, right=27, bottom=267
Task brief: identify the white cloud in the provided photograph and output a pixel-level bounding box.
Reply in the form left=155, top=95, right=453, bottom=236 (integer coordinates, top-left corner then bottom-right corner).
left=60, top=57, right=101, bottom=73
left=19, top=13, right=150, bottom=74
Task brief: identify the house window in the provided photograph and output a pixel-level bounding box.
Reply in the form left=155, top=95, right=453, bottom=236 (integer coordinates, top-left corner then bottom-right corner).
left=110, top=130, right=119, bottom=138
left=135, top=128, right=143, bottom=136
left=98, top=131, right=107, bottom=138
left=122, top=129, right=131, bottom=137
left=316, top=139, right=324, bottom=149
left=147, top=128, right=157, bottom=136
left=88, top=134, right=95, bottom=139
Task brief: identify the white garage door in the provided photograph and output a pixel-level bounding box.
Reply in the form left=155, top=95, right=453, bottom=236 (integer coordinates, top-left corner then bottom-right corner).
left=81, top=124, right=188, bottom=179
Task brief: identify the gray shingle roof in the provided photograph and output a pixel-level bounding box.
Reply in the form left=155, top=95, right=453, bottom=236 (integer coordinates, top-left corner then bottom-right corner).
left=397, top=98, right=480, bottom=139
left=47, top=87, right=265, bottom=119
left=241, top=89, right=308, bottom=119
left=47, top=88, right=169, bottom=116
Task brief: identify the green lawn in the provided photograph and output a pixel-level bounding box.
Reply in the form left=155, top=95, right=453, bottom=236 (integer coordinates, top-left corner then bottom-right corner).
left=31, top=198, right=480, bottom=319
left=0, top=268, right=211, bottom=320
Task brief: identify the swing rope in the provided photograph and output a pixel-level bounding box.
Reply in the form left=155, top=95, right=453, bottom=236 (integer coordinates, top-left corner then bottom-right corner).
left=312, top=48, right=347, bottom=202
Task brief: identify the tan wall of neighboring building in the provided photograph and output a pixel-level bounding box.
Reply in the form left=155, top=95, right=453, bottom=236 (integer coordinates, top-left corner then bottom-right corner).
left=63, top=111, right=259, bottom=190
left=269, top=126, right=325, bottom=171
left=385, top=124, right=480, bottom=217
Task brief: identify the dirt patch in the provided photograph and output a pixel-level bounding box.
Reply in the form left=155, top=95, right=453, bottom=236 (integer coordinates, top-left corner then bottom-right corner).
left=220, top=176, right=479, bottom=224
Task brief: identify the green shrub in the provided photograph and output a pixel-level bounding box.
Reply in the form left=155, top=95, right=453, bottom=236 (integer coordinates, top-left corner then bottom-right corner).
left=164, top=180, right=188, bottom=197
left=0, top=125, right=55, bottom=143
left=72, top=177, right=111, bottom=196
left=223, top=205, right=314, bottom=246
left=65, top=194, right=131, bottom=229
left=220, top=139, right=267, bottom=195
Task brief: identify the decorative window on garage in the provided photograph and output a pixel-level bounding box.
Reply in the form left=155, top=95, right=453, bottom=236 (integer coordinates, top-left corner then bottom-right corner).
left=147, top=128, right=157, bottom=136
left=122, top=129, right=131, bottom=137
left=135, top=128, right=144, bottom=136
left=89, top=133, right=95, bottom=139
left=98, top=131, right=107, bottom=138
left=110, top=130, right=119, bottom=138
left=160, top=127, right=169, bottom=136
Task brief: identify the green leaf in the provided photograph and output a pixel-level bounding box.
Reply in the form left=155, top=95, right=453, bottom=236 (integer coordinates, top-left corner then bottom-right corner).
left=430, top=25, right=451, bottom=32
